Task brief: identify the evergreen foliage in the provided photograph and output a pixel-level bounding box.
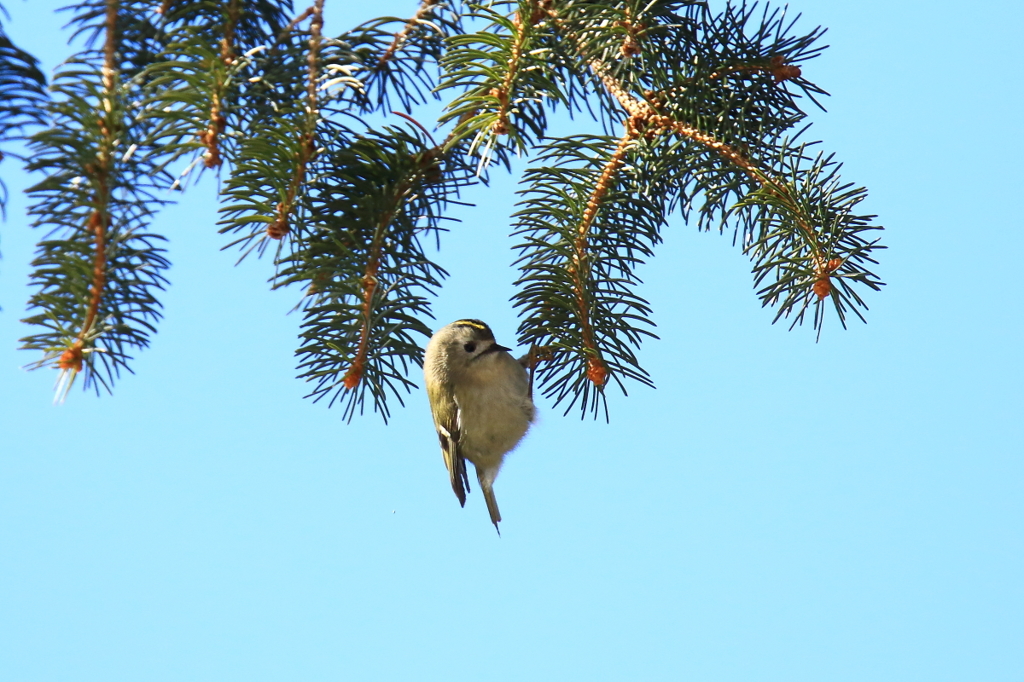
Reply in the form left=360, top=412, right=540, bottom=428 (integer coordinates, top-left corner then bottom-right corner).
left=2, top=0, right=884, bottom=418
left=0, top=3, right=48, bottom=217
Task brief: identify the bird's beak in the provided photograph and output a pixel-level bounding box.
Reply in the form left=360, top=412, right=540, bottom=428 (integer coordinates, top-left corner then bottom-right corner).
left=480, top=343, right=512, bottom=355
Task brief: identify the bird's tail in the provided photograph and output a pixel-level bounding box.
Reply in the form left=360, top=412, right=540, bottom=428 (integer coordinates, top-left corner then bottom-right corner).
left=482, top=486, right=501, bottom=535
left=475, top=466, right=502, bottom=535
left=477, top=477, right=502, bottom=535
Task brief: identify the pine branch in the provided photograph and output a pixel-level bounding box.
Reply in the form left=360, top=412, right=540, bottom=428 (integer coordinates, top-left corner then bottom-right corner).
left=279, top=123, right=475, bottom=421
left=338, top=0, right=462, bottom=114
left=141, top=0, right=295, bottom=180
left=438, top=0, right=566, bottom=169
left=0, top=10, right=49, bottom=217
left=512, top=129, right=661, bottom=419
left=8, top=0, right=886, bottom=420
left=21, top=0, right=172, bottom=399
left=552, top=1, right=881, bottom=323
left=376, top=0, right=442, bottom=71
left=219, top=1, right=324, bottom=258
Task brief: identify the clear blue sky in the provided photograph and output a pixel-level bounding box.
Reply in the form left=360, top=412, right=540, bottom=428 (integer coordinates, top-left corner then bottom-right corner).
left=1, top=1, right=1021, bottom=680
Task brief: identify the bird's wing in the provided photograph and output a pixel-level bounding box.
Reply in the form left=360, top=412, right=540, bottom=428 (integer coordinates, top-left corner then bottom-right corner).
left=430, top=390, right=471, bottom=507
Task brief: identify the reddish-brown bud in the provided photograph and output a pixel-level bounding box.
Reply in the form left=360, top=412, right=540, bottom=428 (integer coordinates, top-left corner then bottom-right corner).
left=770, top=55, right=802, bottom=83
left=489, top=88, right=506, bottom=105
left=343, top=360, right=364, bottom=389
left=587, top=357, right=608, bottom=386
left=58, top=343, right=84, bottom=373
left=267, top=219, right=289, bottom=240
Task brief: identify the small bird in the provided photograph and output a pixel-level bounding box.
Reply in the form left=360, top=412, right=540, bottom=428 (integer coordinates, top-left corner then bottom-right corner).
left=424, top=319, right=535, bottom=534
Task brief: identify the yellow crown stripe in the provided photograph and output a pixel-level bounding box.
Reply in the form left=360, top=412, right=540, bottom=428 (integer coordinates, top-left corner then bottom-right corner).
left=454, top=319, right=488, bottom=331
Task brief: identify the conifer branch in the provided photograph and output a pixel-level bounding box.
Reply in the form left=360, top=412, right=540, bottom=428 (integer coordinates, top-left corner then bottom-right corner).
left=220, top=0, right=240, bottom=64
left=342, top=131, right=451, bottom=390
left=10, top=0, right=884, bottom=417
left=342, top=205, right=390, bottom=390
left=22, top=0, right=172, bottom=398
left=63, top=0, right=119, bottom=379
left=570, top=123, right=638, bottom=386
left=274, top=5, right=316, bottom=47
left=438, top=0, right=561, bottom=166
left=551, top=3, right=839, bottom=307
left=266, top=0, right=322, bottom=241
left=377, top=0, right=440, bottom=71
left=196, top=0, right=242, bottom=168
left=343, top=0, right=461, bottom=114
left=490, top=1, right=531, bottom=136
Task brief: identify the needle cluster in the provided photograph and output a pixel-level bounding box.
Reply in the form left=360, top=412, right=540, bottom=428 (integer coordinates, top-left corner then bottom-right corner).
left=3, top=0, right=884, bottom=420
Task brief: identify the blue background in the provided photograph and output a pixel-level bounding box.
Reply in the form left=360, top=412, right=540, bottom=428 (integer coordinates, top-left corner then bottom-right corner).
left=1, top=1, right=1021, bottom=680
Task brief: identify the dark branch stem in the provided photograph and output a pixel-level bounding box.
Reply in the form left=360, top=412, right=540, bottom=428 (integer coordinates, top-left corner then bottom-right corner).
left=343, top=200, right=398, bottom=390
left=708, top=55, right=802, bottom=83
left=549, top=7, right=825, bottom=269
left=220, top=0, right=241, bottom=64
left=491, top=0, right=533, bottom=135
left=267, top=0, right=323, bottom=240
left=306, top=0, right=324, bottom=112
left=275, top=5, right=315, bottom=46
left=102, top=0, right=117, bottom=92
left=63, top=0, right=118, bottom=373
left=376, top=0, right=439, bottom=71
left=570, top=125, right=637, bottom=386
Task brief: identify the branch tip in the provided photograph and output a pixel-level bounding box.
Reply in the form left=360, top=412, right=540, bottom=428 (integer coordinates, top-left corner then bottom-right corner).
left=343, top=360, right=364, bottom=389
left=770, top=55, right=802, bottom=83
left=587, top=357, right=608, bottom=386
left=58, top=342, right=84, bottom=373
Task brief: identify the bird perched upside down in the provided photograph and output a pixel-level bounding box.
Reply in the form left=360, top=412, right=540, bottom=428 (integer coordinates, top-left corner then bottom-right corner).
left=424, top=319, right=536, bottom=534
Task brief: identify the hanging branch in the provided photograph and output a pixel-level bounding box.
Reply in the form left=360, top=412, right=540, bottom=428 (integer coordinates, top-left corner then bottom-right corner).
left=79, top=1, right=118, bottom=358
left=567, top=122, right=639, bottom=388
left=280, top=123, right=475, bottom=421
left=11, top=0, right=885, bottom=419
left=505, top=1, right=882, bottom=418
left=197, top=0, right=242, bottom=168
left=438, top=0, right=564, bottom=169
left=57, top=0, right=119, bottom=382
left=21, top=0, right=172, bottom=399
left=571, top=3, right=877, bottom=317
left=266, top=0, right=323, bottom=240
left=143, top=0, right=293, bottom=181
left=376, top=0, right=441, bottom=70
left=218, top=1, right=325, bottom=259
left=337, top=0, right=462, bottom=114
left=0, top=11, right=49, bottom=218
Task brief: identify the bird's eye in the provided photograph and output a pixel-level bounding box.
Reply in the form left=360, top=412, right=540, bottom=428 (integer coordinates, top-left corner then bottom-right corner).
left=463, top=342, right=476, bottom=353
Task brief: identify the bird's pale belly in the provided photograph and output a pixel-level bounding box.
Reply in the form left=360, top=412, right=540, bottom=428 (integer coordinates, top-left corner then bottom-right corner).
left=456, top=385, right=532, bottom=470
